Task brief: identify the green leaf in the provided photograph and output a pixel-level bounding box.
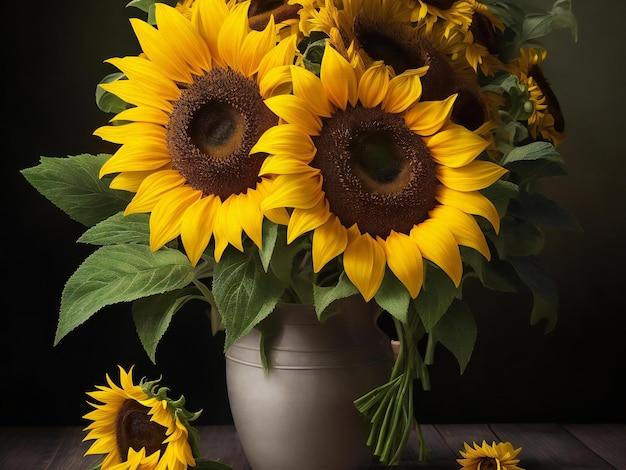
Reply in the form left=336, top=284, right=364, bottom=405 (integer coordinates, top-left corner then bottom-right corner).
left=375, top=269, right=411, bottom=324
left=491, top=218, right=545, bottom=258
left=56, top=245, right=195, bottom=344
left=313, top=273, right=358, bottom=321
left=431, top=300, right=477, bottom=374
left=192, top=459, right=233, bottom=470
left=507, top=255, right=558, bottom=332
left=259, top=221, right=278, bottom=272
left=500, top=141, right=563, bottom=167
left=21, top=154, right=132, bottom=227
left=78, top=212, right=151, bottom=245
left=461, top=247, right=519, bottom=293
left=415, top=264, right=459, bottom=332
left=507, top=192, right=582, bottom=232
left=95, top=73, right=131, bottom=114
left=213, top=248, right=286, bottom=350
left=133, top=287, right=205, bottom=363
left=480, top=179, right=519, bottom=219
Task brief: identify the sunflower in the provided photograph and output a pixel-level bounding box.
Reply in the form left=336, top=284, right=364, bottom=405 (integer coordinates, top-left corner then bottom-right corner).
left=508, top=47, right=565, bottom=147
left=94, top=0, right=297, bottom=265
left=254, top=47, right=507, bottom=301
left=83, top=366, right=198, bottom=470
left=457, top=441, right=524, bottom=470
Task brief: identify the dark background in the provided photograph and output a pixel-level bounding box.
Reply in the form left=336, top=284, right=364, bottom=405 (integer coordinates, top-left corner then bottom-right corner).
left=4, top=1, right=625, bottom=426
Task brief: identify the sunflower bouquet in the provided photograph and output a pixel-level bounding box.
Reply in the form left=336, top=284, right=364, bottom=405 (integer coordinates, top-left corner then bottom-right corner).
left=21, top=0, right=578, bottom=466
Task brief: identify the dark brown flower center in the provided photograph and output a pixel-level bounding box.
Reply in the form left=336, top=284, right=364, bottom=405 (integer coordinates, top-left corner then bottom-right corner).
left=312, top=106, right=437, bottom=238
left=244, top=0, right=301, bottom=31
left=477, top=458, right=498, bottom=470
left=167, top=68, right=277, bottom=199
left=529, top=64, right=565, bottom=132
left=352, top=18, right=456, bottom=101
left=116, top=399, right=167, bottom=459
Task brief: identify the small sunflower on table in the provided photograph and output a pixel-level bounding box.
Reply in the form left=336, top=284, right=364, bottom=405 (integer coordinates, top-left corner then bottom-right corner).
left=22, top=0, right=578, bottom=467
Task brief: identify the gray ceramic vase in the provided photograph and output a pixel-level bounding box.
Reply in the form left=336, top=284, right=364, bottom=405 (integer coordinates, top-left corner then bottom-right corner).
left=225, top=295, right=394, bottom=470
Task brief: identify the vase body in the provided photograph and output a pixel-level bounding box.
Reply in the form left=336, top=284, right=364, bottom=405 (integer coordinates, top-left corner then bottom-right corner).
left=225, top=295, right=393, bottom=470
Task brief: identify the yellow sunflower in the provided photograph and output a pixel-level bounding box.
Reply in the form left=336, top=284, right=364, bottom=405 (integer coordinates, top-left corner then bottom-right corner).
left=457, top=441, right=524, bottom=470
left=94, top=0, right=297, bottom=265
left=254, top=47, right=507, bottom=301
left=83, top=366, right=197, bottom=470
left=508, top=48, right=565, bottom=147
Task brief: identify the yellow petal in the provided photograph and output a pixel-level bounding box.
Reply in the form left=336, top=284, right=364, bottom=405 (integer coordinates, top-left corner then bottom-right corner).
left=288, top=198, right=331, bottom=243
left=256, top=179, right=291, bottom=225
left=124, top=170, right=186, bottom=214
left=259, top=154, right=320, bottom=176
left=312, top=215, right=348, bottom=272
left=382, top=67, right=426, bottom=113
left=435, top=185, right=501, bottom=233
left=105, top=56, right=181, bottom=102
left=411, top=218, right=463, bottom=286
left=357, top=61, right=390, bottom=108
left=217, top=2, right=249, bottom=72
left=381, top=231, right=424, bottom=298
left=99, top=139, right=171, bottom=176
left=425, top=125, right=489, bottom=168
left=261, top=173, right=323, bottom=211
left=320, top=44, right=358, bottom=110
left=431, top=205, right=491, bottom=260
left=258, top=34, right=298, bottom=88
left=110, top=106, right=170, bottom=126
left=238, top=189, right=264, bottom=250
left=181, top=195, right=220, bottom=266
left=264, top=95, right=322, bottom=135
left=192, top=0, right=229, bottom=68
left=343, top=232, right=386, bottom=301
left=149, top=186, right=201, bottom=251
left=109, top=169, right=163, bottom=193
left=251, top=124, right=316, bottom=160
left=259, top=64, right=295, bottom=98
left=239, top=16, right=277, bottom=77
left=436, top=160, right=508, bottom=192
left=291, top=65, right=333, bottom=117
left=404, top=94, right=456, bottom=136
left=213, top=195, right=243, bottom=261
left=99, top=80, right=173, bottom=112
left=93, top=122, right=165, bottom=145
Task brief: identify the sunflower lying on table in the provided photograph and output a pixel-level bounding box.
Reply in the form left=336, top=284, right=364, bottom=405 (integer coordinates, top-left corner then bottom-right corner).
left=83, top=366, right=231, bottom=470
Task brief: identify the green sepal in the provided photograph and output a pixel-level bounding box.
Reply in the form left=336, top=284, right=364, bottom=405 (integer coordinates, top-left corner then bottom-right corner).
left=95, top=73, right=131, bottom=114
left=78, top=212, right=151, bottom=246
left=133, top=286, right=210, bottom=363
left=56, top=244, right=195, bottom=345
left=87, top=461, right=103, bottom=470
left=213, top=247, right=286, bottom=351
left=428, top=300, right=477, bottom=374
left=299, top=32, right=328, bottom=76
left=20, top=154, right=132, bottom=227
left=414, top=264, right=460, bottom=332
left=507, top=255, right=558, bottom=332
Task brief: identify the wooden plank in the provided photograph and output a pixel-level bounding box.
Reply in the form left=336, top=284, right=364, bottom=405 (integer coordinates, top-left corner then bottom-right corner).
left=491, top=423, right=616, bottom=470
left=433, top=423, right=500, bottom=457
left=197, top=425, right=252, bottom=470
left=46, top=427, right=101, bottom=470
left=0, top=426, right=63, bottom=470
left=562, top=423, right=626, bottom=470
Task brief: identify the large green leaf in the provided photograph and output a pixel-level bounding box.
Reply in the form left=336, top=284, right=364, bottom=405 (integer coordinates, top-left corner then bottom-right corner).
left=78, top=212, right=151, bottom=246
left=507, top=255, right=558, bottom=332
left=313, top=273, right=358, bottom=321
left=507, top=191, right=582, bottom=231
left=490, top=217, right=545, bottom=258
left=133, top=287, right=206, bottom=363
left=461, top=246, right=519, bottom=293
left=430, top=300, right=477, bottom=374
left=21, top=154, right=132, bottom=227
left=415, top=264, right=460, bottom=332
left=56, top=245, right=195, bottom=344
left=375, top=269, right=411, bottom=324
left=213, top=248, right=286, bottom=350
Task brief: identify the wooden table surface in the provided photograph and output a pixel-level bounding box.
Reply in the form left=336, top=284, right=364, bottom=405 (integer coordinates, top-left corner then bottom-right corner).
left=1, top=423, right=624, bottom=470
